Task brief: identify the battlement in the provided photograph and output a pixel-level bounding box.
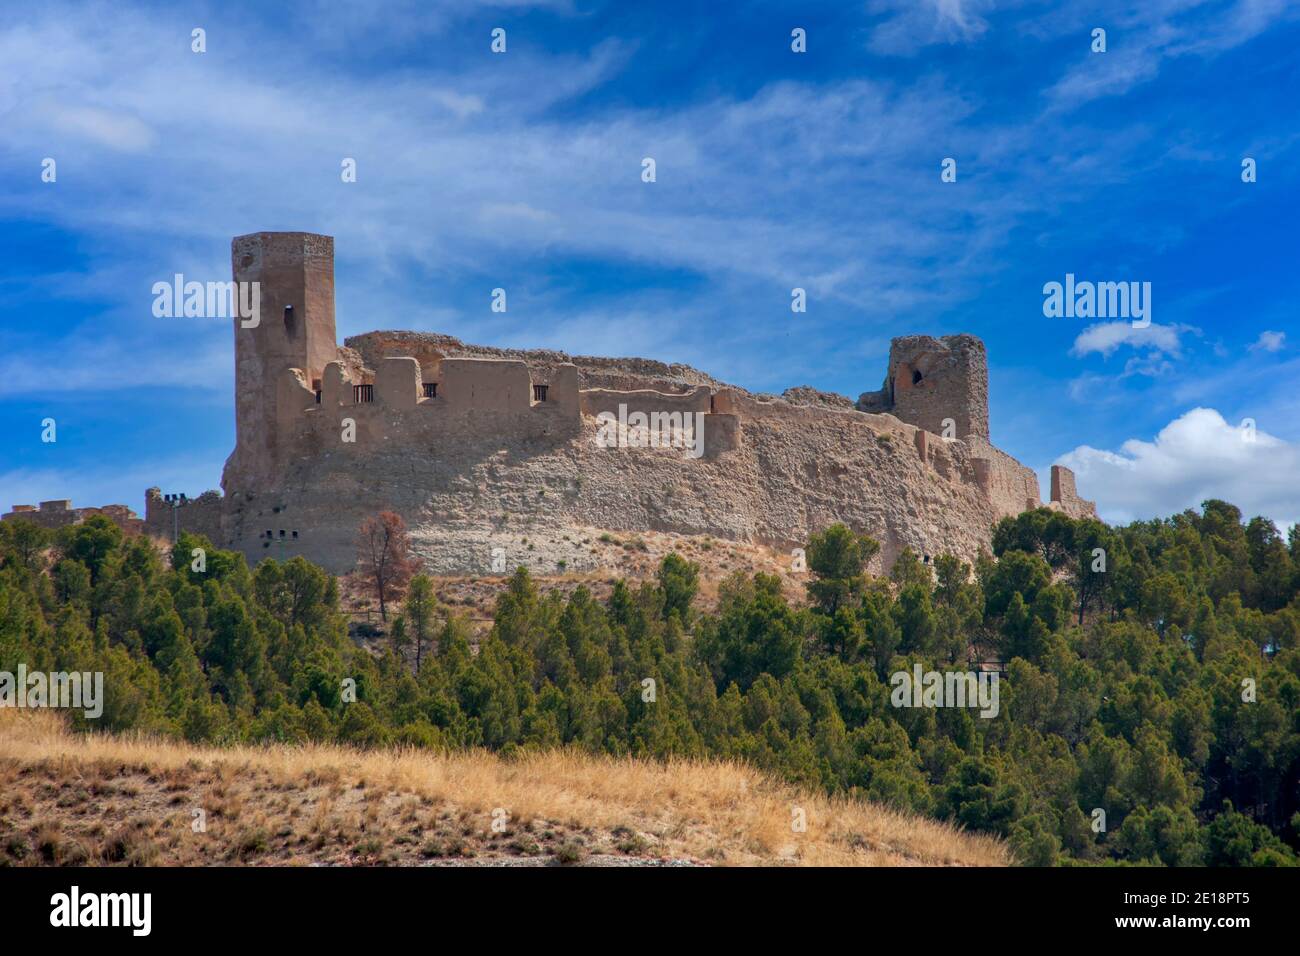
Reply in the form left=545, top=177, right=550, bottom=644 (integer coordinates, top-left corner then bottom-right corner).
left=264, top=339, right=1022, bottom=490
left=332, top=327, right=992, bottom=455
left=209, top=231, right=1093, bottom=574
left=289, top=354, right=581, bottom=416
left=141, top=488, right=224, bottom=541
left=270, top=350, right=739, bottom=459
left=3, top=499, right=143, bottom=534
left=232, top=232, right=334, bottom=269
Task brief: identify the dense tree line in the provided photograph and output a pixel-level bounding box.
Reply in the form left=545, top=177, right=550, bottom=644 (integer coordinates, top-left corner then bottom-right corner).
left=1, top=498, right=1298, bottom=866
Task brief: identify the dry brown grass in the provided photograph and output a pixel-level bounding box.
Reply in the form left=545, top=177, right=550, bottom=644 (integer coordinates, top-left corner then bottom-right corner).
left=0, top=709, right=1008, bottom=867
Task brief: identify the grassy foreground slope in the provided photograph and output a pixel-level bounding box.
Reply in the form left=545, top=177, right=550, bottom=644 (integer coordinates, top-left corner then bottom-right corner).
left=5, top=499, right=1299, bottom=866
left=0, top=711, right=1007, bottom=867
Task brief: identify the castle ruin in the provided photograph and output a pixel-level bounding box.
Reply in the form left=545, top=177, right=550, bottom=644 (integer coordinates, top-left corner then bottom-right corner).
left=6, top=231, right=1096, bottom=573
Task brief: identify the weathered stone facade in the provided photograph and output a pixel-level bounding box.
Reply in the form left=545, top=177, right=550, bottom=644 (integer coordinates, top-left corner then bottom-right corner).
left=2, top=500, right=144, bottom=535
left=857, top=335, right=990, bottom=442
left=157, top=231, right=1097, bottom=574
left=141, top=488, right=224, bottom=544
left=1049, top=465, right=1094, bottom=519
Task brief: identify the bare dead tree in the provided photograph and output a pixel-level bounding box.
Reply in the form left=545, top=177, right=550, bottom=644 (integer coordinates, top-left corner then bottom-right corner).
left=356, top=511, right=421, bottom=621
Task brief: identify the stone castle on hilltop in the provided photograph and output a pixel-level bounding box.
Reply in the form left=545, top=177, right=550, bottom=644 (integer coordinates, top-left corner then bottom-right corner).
left=5, top=232, right=1095, bottom=573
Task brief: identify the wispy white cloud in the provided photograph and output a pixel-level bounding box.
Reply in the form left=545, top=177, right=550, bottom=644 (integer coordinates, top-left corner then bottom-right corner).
left=0, top=5, right=1058, bottom=396
left=0, top=331, right=229, bottom=396
left=1249, top=330, right=1286, bottom=353
left=866, top=0, right=995, bottom=55
left=1044, top=0, right=1300, bottom=109
left=1, top=0, right=1296, bottom=533
left=1071, top=321, right=1197, bottom=358
left=41, top=102, right=157, bottom=152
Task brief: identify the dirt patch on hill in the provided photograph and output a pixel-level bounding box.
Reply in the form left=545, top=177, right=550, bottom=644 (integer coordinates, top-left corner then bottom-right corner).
left=341, top=529, right=811, bottom=644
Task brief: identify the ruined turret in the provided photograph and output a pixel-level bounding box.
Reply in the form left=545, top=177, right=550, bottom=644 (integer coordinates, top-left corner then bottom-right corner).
left=225, top=232, right=337, bottom=491
left=857, top=334, right=989, bottom=441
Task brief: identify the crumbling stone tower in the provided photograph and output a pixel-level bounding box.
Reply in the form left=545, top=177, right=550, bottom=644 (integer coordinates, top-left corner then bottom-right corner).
left=227, top=232, right=337, bottom=490
left=858, top=334, right=989, bottom=441
left=184, top=229, right=1094, bottom=574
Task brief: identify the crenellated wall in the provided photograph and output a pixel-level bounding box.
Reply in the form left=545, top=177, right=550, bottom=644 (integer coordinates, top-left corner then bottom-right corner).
left=2, top=500, right=144, bottom=534
left=195, top=231, right=1097, bottom=575
left=970, top=444, right=1042, bottom=516
left=264, top=358, right=743, bottom=470
left=142, top=488, right=224, bottom=543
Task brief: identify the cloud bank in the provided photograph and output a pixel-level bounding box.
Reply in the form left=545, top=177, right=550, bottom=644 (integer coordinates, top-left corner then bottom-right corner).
left=1058, top=407, right=1300, bottom=529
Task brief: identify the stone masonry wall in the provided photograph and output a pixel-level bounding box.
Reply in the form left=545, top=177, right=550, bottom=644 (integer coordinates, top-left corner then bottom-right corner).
left=1049, top=465, right=1097, bottom=518
left=2, top=500, right=144, bottom=535
left=198, top=232, right=1097, bottom=576
left=217, top=358, right=1070, bottom=575
left=142, top=488, right=225, bottom=543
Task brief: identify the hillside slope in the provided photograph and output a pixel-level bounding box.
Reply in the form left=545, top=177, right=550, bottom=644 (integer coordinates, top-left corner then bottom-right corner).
left=0, top=712, right=1008, bottom=867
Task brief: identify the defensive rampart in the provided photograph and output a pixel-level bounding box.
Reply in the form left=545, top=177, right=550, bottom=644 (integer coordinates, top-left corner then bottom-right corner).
left=162, top=232, right=1099, bottom=575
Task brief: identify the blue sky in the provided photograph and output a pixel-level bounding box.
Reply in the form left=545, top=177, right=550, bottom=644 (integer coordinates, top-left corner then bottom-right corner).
left=2, top=0, right=1298, bottom=528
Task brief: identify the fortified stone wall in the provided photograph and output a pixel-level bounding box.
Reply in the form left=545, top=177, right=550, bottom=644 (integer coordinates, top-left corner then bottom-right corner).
left=345, top=330, right=726, bottom=396
left=226, top=382, right=1057, bottom=576
left=184, top=231, right=1098, bottom=575
left=2, top=500, right=144, bottom=535
left=1049, top=464, right=1097, bottom=517
left=142, top=488, right=225, bottom=543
